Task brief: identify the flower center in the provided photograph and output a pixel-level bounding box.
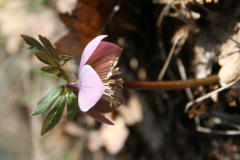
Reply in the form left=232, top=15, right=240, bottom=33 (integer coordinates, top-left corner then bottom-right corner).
left=99, top=57, right=123, bottom=109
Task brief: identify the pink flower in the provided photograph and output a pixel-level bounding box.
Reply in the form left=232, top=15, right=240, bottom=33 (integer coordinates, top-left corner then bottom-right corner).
left=77, top=35, right=123, bottom=125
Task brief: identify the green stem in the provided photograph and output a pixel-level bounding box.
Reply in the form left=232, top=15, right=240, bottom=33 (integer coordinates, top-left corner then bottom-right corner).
left=61, top=65, right=77, bottom=82
left=123, top=75, right=219, bottom=90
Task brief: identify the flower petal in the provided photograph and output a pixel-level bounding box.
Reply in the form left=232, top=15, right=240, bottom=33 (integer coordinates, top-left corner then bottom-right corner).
left=78, top=65, right=105, bottom=112
left=93, top=98, right=115, bottom=113
left=79, top=35, right=108, bottom=75
left=85, top=108, right=114, bottom=125
left=86, top=41, right=123, bottom=67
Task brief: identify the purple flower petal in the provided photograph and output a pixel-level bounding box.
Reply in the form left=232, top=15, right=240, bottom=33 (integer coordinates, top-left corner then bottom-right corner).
left=86, top=41, right=122, bottom=67
left=85, top=108, right=114, bottom=125
left=93, top=98, right=115, bottom=113
left=78, top=35, right=108, bottom=75
left=78, top=65, right=105, bottom=112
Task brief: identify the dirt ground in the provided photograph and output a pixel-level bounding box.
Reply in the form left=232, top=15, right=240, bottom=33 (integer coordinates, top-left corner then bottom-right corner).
left=1, top=0, right=240, bottom=160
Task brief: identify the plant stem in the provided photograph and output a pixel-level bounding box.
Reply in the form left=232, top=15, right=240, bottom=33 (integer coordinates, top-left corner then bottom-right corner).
left=123, top=75, right=219, bottom=90
left=61, top=65, right=78, bottom=82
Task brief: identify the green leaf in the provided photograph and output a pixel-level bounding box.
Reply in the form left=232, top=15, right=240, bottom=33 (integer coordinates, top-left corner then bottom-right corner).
left=41, top=95, right=66, bottom=135
left=31, top=86, right=63, bottom=115
left=38, top=35, right=60, bottom=61
left=41, top=66, right=61, bottom=75
left=27, top=46, right=43, bottom=53
left=60, top=55, right=73, bottom=65
left=66, top=89, right=79, bottom=122
left=35, top=52, right=60, bottom=67
left=41, top=66, right=71, bottom=82
left=21, top=35, right=44, bottom=52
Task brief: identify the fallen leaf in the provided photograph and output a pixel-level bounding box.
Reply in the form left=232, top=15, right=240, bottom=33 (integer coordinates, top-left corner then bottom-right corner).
left=55, top=0, right=116, bottom=57
left=100, top=117, right=129, bottom=154
left=87, top=131, right=104, bottom=152
left=218, top=23, right=240, bottom=87
left=119, top=93, right=143, bottom=126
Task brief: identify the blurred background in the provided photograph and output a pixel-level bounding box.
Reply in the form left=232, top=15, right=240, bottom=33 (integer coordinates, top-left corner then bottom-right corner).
left=1, top=0, right=240, bottom=160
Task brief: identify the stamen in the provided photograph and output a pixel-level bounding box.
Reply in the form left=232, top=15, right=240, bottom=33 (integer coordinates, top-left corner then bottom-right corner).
left=95, top=56, right=123, bottom=109
left=112, top=70, right=120, bottom=76
left=108, top=80, right=116, bottom=84
left=109, top=90, right=114, bottom=95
